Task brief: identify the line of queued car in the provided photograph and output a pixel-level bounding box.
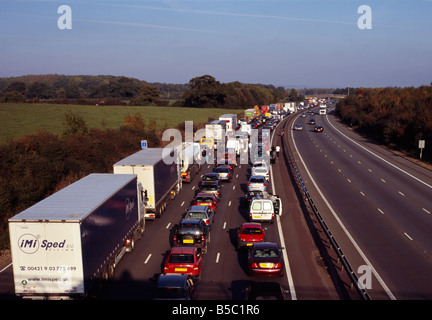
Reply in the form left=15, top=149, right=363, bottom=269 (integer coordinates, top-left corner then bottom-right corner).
left=153, top=155, right=231, bottom=299
left=153, top=129, right=285, bottom=300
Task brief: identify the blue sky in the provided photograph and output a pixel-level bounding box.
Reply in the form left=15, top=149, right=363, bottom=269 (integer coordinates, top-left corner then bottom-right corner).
left=1, top=0, right=431, bottom=88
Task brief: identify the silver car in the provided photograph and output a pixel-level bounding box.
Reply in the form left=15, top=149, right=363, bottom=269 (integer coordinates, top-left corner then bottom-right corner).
left=213, top=166, right=232, bottom=182
left=247, top=175, right=268, bottom=192
left=251, top=166, right=269, bottom=181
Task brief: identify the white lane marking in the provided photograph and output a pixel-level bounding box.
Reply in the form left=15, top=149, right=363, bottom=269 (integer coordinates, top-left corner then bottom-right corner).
left=326, top=114, right=432, bottom=190
left=216, top=252, right=220, bottom=263
left=166, top=223, right=171, bottom=229
left=271, top=122, right=297, bottom=300
left=422, top=208, right=431, bottom=214
left=223, top=221, right=227, bottom=229
left=404, top=233, right=413, bottom=241
left=228, top=201, right=232, bottom=206
left=181, top=201, right=185, bottom=206
left=144, top=254, right=152, bottom=264
left=378, top=208, right=385, bottom=215
left=398, top=191, right=405, bottom=197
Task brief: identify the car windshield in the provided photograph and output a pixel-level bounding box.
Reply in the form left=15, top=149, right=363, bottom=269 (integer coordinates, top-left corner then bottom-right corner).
left=253, top=248, right=279, bottom=258
left=201, top=185, right=217, bottom=191
left=178, top=224, right=201, bottom=235
left=254, top=168, right=267, bottom=173
left=250, top=177, right=264, bottom=183
left=203, top=175, right=217, bottom=181
left=186, top=212, right=207, bottom=220
left=195, top=196, right=213, bottom=203
left=241, top=227, right=263, bottom=235
left=169, top=254, right=195, bottom=263
left=214, top=167, right=229, bottom=173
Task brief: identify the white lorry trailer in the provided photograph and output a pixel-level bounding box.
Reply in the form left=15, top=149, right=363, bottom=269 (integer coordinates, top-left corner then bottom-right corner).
left=205, top=120, right=227, bottom=149
left=176, top=141, right=202, bottom=183
left=8, top=173, right=145, bottom=299
left=113, top=148, right=181, bottom=220
left=219, top=114, right=238, bottom=135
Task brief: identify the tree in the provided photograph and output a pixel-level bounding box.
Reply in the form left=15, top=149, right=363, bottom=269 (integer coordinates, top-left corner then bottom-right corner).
left=63, top=111, right=89, bottom=136
left=183, top=75, right=227, bottom=108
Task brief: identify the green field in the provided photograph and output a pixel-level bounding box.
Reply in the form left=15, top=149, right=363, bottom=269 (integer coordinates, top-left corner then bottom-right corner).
left=0, top=103, right=243, bottom=142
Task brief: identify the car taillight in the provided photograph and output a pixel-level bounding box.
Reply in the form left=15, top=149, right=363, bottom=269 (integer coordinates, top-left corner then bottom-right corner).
left=263, top=183, right=267, bottom=187
left=248, top=183, right=251, bottom=186
left=252, top=262, right=259, bottom=268
left=125, top=239, right=131, bottom=246
left=173, top=235, right=177, bottom=242
left=274, top=262, right=281, bottom=269
left=201, top=235, right=205, bottom=242
left=205, top=219, right=209, bottom=224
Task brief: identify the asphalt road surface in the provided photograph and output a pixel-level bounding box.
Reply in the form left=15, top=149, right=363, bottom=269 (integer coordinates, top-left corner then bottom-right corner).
left=289, top=108, right=432, bottom=299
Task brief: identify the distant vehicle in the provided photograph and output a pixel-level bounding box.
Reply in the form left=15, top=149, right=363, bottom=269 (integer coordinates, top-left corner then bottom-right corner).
left=243, top=191, right=265, bottom=208
left=184, top=205, right=215, bottom=229
left=314, top=124, right=324, bottom=132
left=244, top=282, right=289, bottom=300
left=247, top=175, right=268, bottom=192
left=249, top=193, right=282, bottom=223
left=309, top=118, right=316, bottom=125
left=113, top=148, right=180, bottom=220
left=152, top=274, right=197, bottom=300
left=193, top=192, right=218, bottom=211
left=201, top=173, right=220, bottom=183
left=294, top=123, right=303, bottom=131
left=213, top=166, right=232, bottom=182
left=248, top=242, right=284, bottom=277
left=163, top=247, right=204, bottom=280
left=199, top=180, right=221, bottom=199
left=251, top=166, right=269, bottom=181
left=172, top=219, right=210, bottom=253
left=237, top=222, right=266, bottom=250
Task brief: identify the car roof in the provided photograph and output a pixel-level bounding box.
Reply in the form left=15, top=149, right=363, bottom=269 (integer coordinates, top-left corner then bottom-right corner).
left=241, top=222, right=263, bottom=228
left=251, top=242, right=279, bottom=249
left=180, top=219, right=203, bottom=225
left=188, top=205, right=210, bottom=212
left=250, top=175, right=266, bottom=180
left=169, top=246, right=197, bottom=254
left=157, top=274, right=189, bottom=287
left=196, top=192, right=216, bottom=198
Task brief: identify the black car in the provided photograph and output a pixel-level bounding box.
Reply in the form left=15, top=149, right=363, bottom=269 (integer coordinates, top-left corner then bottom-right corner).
left=244, top=281, right=289, bottom=300
left=199, top=180, right=221, bottom=198
left=201, top=173, right=220, bottom=183
left=314, top=124, right=324, bottom=132
left=152, top=274, right=197, bottom=300
left=172, top=219, right=210, bottom=253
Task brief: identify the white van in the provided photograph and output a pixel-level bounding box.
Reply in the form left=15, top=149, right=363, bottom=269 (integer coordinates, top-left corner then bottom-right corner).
left=249, top=195, right=282, bottom=223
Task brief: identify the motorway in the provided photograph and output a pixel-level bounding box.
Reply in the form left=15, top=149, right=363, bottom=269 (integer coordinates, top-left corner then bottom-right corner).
left=288, top=107, right=432, bottom=300
left=2, top=106, right=431, bottom=301
left=98, top=117, right=346, bottom=300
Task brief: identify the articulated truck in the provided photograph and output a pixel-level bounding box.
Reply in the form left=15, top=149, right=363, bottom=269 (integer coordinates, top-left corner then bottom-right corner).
left=113, top=148, right=181, bottom=220
left=8, top=173, right=145, bottom=299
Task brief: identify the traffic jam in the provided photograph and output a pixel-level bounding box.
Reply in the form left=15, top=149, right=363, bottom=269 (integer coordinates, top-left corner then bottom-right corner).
left=153, top=110, right=286, bottom=300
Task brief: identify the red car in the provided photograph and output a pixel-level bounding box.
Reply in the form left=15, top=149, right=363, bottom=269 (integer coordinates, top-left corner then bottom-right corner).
left=248, top=242, right=284, bottom=277
left=237, top=222, right=266, bottom=249
left=193, top=192, right=218, bottom=211
left=163, top=247, right=204, bottom=280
